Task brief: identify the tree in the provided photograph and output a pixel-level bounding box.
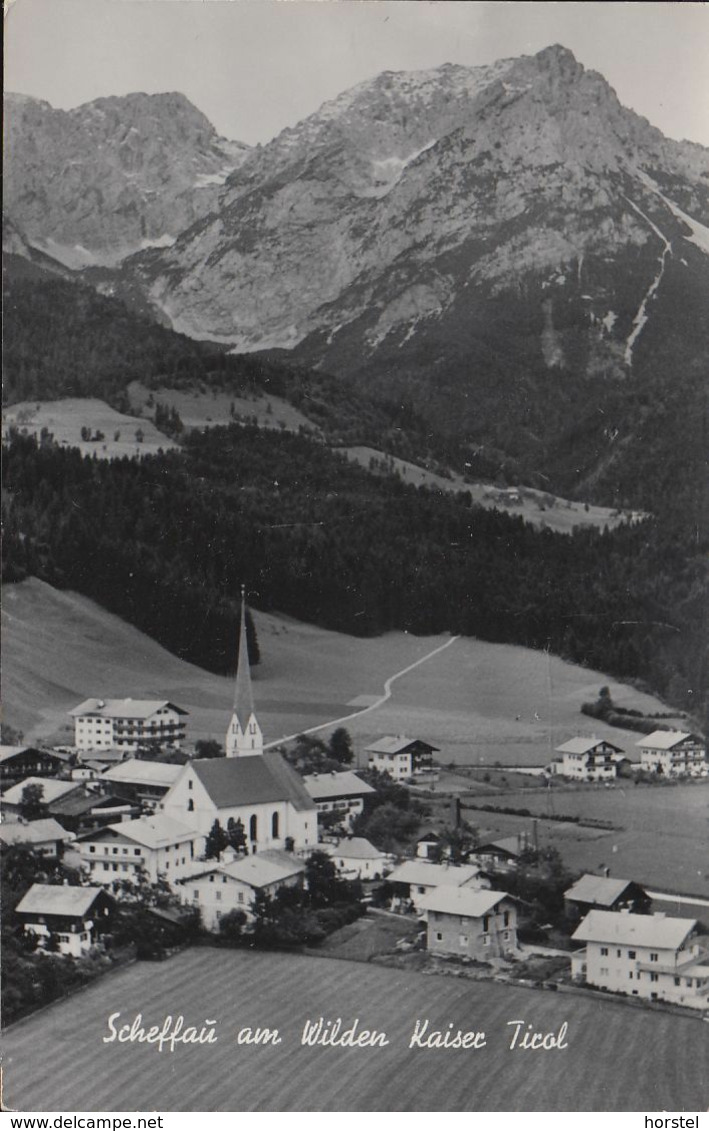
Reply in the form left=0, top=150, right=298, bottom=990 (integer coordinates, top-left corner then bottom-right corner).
left=328, top=727, right=354, bottom=765
left=218, top=908, right=247, bottom=945
left=437, top=821, right=479, bottom=865
left=19, top=783, right=46, bottom=822
left=194, top=739, right=223, bottom=759
left=226, top=817, right=247, bottom=853
left=205, top=820, right=229, bottom=861
left=304, top=850, right=340, bottom=907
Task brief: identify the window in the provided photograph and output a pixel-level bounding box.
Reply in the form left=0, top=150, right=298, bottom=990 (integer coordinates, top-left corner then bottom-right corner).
left=483, top=915, right=490, bottom=932
left=193, top=890, right=199, bottom=900
left=599, top=967, right=609, bottom=976
left=250, top=814, right=258, bottom=842
left=616, top=949, right=621, bottom=958
left=187, top=799, right=194, bottom=812
left=503, top=931, right=510, bottom=941
left=629, top=972, right=633, bottom=980
left=600, top=947, right=609, bottom=956
left=215, top=911, right=221, bottom=921
left=628, top=950, right=636, bottom=959
left=272, top=812, right=279, bottom=839
left=112, top=847, right=118, bottom=855
left=436, top=932, right=443, bottom=941
left=674, top=977, right=681, bottom=986
left=482, top=934, right=490, bottom=946
left=216, top=891, right=222, bottom=902
left=222, top=875, right=227, bottom=884
left=238, top=892, right=244, bottom=903
left=209, top=874, right=214, bottom=883
left=503, top=911, right=510, bottom=927
left=650, top=973, right=659, bottom=983
left=188, top=780, right=193, bottom=790
left=89, top=846, right=96, bottom=854
left=134, top=849, right=140, bottom=856
left=650, top=952, right=659, bottom=962
left=103, top=862, right=109, bottom=871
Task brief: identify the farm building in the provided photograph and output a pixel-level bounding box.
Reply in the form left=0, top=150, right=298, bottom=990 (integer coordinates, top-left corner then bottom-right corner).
left=101, top=758, right=183, bottom=809
left=473, top=835, right=529, bottom=872
left=564, top=874, right=650, bottom=920
left=78, top=814, right=198, bottom=886
left=554, top=736, right=624, bottom=781
left=416, top=829, right=443, bottom=860
left=69, top=698, right=188, bottom=752
left=15, top=883, right=114, bottom=957
left=420, top=886, right=518, bottom=959
left=0, top=818, right=74, bottom=859
left=387, top=860, right=486, bottom=913
left=160, top=754, right=318, bottom=855
left=319, top=837, right=390, bottom=880
left=365, top=735, right=439, bottom=784
left=571, top=910, right=709, bottom=1009
left=0, top=745, right=66, bottom=785
left=47, top=785, right=138, bottom=836
left=179, top=850, right=305, bottom=930
left=302, top=770, right=375, bottom=828
left=635, top=731, right=707, bottom=777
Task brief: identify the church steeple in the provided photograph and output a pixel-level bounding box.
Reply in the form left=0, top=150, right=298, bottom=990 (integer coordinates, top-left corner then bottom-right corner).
left=225, top=587, right=263, bottom=757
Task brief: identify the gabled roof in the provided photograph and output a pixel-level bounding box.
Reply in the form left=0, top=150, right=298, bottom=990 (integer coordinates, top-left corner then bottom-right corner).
left=50, top=790, right=135, bottom=818
left=365, top=735, right=439, bottom=755
left=387, top=861, right=480, bottom=888
left=556, top=737, right=624, bottom=755
left=303, top=771, right=375, bottom=801
left=188, top=849, right=305, bottom=888
left=15, top=883, right=111, bottom=918
left=0, top=745, right=62, bottom=765
left=190, top=752, right=315, bottom=813
left=102, top=759, right=182, bottom=788
left=477, top=836, right=525, bottom=858
left=419, top=885, right=510, bottom=918
left=564, top=874, right=641, bottom=907
left=572, top=910, right=696, bottom=950
left=0, top=818, right=74, bottom=847
left=321, top=837, right=386, bottom=861
left=69, top=698, right=188, bottom=719
left=84, top=815, right=197, bottom=849
left=635, top=730, right=699, bottom=750
left=1, top=777, right=79, bottom=806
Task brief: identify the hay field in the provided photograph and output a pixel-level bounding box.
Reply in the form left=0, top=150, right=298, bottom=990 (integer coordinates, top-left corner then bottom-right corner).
left=3, top=398, right=178, bottom=458
left=3, top=949, right=705, bottom=1112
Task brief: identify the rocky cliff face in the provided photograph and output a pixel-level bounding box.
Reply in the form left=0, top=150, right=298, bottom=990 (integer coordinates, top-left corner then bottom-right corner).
left=4, top=91, right=249, bottom=267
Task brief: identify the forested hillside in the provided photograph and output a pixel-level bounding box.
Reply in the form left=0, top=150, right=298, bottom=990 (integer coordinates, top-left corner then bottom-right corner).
left=4, top=429, right=707, bottom=728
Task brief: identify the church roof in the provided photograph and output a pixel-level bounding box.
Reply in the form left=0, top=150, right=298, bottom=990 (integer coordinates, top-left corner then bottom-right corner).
left=233, top=592, right=255, bottom=730
left=191, top=752, right=315, bottom=813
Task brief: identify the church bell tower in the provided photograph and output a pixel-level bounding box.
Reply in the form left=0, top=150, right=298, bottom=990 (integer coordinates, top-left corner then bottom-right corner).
left=225, top=587, right=263, bottom=757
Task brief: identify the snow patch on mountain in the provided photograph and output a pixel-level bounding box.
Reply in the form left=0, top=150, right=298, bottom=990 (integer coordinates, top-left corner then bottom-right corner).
left=623, top=197, right=672, bottom=367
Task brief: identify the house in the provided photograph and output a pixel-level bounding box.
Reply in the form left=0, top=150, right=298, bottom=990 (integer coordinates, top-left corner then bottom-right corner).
left=302, top=771, right=375, bottom=829
left=1, top=776, right=80, bottom=820
left=14, top=883, right=114, bottom=957
left=179, top=850, right=305, bottom=930
left=78, top=814, right=199, bottom=887
left=319, top=837, right=390, bottom=881
left=69, top=698, right=188, bottom=752
left=564, top=874, right=650, bottom=921
left=160, top=753, right=318, bottom=855
left=0, top=745, right=66, bottom=784
left=0, top=818, right=75, bottom=859
left=636, top=731, right=707, bottom=777
left=420, top=886, right=518, bottom=960
left=386, top=860, right=487, bottom=914
left=47, top=786, right=138, bottom=836
left=225, top=590, right=263, bottom=758
left=473, top=835, right=529, bottom=872
left=554, top=736, right=625, bottom=781
left=571, top=910, right=709, bottom=1009
left=101, top=758, right=183, bottom=809
left=416, top=829, right=443, bottom=860
left=365, top=735, right=440, bottom=784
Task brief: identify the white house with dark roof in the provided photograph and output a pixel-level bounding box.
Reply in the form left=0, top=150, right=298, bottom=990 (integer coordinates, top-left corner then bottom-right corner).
left=636, top=731, right=707, bottom=777
left=69, top=699, right=188, bottom=751
left=226, top=589, right=262, bottom=758
left=1, top=776, right=80, bottom=819
left=0, top=818, right=75, bottom=858
left=571, top=910, right=709, bottom=1009
left=15, top=883, right=114, bottom=957
left=179, top=850, right=305, bottom=930
left=420, top=886, right=518, bottom=959
left=319, top=837, right=390, bottom=880
left=554, top=736, right=624, bottom=781
left=161, top=754, right=317, bottom=855
left=78, top=814, right=198, bottom=886
left=365, top=735, right=439, bottom=783
left=302, top=770, right=375, bottom=828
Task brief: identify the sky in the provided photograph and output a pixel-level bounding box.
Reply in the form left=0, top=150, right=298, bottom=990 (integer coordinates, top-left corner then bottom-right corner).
left=5, top=0, right=709, bottom=148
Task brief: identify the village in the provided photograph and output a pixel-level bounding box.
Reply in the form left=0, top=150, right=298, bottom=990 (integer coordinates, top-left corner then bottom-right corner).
left=2, top=593, right=708, bottom=1025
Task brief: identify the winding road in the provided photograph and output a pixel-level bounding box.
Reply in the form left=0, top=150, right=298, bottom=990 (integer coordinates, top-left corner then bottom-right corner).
left=264, top=633, right=460, bottom=749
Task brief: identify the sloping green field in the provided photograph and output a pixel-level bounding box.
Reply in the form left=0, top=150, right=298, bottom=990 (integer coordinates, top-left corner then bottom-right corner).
left=4, top=948, right=706, bottom=1112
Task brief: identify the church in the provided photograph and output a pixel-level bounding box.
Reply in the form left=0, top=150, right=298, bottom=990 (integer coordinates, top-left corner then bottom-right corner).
left=160, top=592, right=318, bottom=855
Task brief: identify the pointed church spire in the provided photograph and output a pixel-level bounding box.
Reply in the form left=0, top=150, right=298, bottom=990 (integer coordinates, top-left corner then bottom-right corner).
left=226, top=586, right=262, bottom=757
left=233, top=585, right=254, bottom=729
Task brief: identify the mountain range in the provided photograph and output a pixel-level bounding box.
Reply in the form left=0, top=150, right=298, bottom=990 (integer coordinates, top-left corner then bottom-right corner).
left=5, top=45, right=709, bottom=508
